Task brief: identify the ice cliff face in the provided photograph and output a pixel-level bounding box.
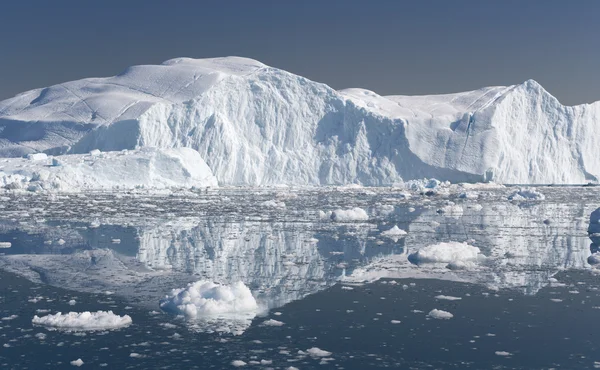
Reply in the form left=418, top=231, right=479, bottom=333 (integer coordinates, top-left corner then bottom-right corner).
left=1, top=56, right=599, bottom=185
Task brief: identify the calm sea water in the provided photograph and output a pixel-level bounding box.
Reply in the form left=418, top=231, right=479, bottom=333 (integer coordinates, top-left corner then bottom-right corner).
left=0, top=186, right=599, bottom=369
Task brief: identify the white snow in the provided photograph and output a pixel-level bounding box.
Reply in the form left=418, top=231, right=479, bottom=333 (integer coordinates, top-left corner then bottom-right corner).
left=70, top=359, right=84, bottom=367
left=1, top=57, right=596, bottom=186
left=508, top=188, right=545, bottom=201
left=262, top=319, right=284, bottom=327
left=330, top=207, right=369, bottom=222
left=409, top=242, right=481, bottom=264
left=231, top=360, right=247, bottom=367
left=380, top=225, right=407, bottom=240
left=0, top=147, right=217, bottom=191
left=434, top=295, right=462, bottom=301
left=306, top=347, right=332, bottom=357
left=159, top=280, right=258, bottom=319
left=428, top=309, right=454, bottom=319
left=0, top=242, right=11, bottom=248
left=32, top=311, right=132, bottom=330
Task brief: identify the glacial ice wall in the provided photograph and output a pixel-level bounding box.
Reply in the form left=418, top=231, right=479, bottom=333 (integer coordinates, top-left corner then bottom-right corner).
left=1, top=57, right=600, bottom=185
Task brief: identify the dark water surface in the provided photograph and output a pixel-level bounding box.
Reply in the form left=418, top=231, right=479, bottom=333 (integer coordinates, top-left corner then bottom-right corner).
left=0, top=186, right=598, bottom=369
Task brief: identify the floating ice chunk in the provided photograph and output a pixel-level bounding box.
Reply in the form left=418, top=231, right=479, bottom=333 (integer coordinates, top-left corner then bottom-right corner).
left=409, top=242, right=481, bottom=264
left=231, top=360, right=247, bottom=367
left=160, top=280, right=258, bottom=319
left=390, top=320, right=401, bottom=324
left=32, top=311, right=132, bottom=331
left=262, top=319, right=284, bottom=327
left=27, top=153, right=48, bottom=161
left=380, top=225, right=407, bottom=241
left=68, top=300, right=76, bottom=306
left=0, top=242, right=11, bottom=248
left=508, top=187, right=545, bottom=201
left=435, top=295, right=462, bottom=301
left=330, top=207, right=369, bottom=222
left=111, top=239, right=121, bottom=244
left=495, top=351, right=512, bottom=356
left=2, top=315, right=18, bottom=320
left=89, top=149, right=101, bottom=156
left=70, top=359, right=84, bottom=367
left=428, top=309, right=453, bottom=319
left=35, top=332, right=47, bottom=340
left=307, top=347, right=332, bottom=357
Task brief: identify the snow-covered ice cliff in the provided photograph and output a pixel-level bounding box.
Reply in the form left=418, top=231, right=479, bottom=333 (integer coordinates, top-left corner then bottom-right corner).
left=1, top=56, right=599, bottom=186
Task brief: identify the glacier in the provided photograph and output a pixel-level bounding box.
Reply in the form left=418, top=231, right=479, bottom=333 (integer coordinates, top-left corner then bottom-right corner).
left=1, top=56, right=599, bottom=187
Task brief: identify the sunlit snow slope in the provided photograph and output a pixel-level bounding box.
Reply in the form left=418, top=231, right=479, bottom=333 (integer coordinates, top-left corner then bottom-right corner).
left=1, top=56, right=599, bottom=185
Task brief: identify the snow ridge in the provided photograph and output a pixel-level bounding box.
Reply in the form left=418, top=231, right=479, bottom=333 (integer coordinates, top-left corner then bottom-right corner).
left=1, top=57, right=600, bottom=186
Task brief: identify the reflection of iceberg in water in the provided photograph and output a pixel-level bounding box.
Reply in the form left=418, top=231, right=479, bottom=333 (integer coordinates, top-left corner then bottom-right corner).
left=0, top=215, right=404, bottom=334
left=347, top=201, right=597, bottom=295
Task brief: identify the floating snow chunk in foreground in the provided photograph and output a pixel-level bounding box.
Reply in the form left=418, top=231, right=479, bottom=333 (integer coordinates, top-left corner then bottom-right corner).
left=32, top=311, right=132, bottom=331
left=330, top=207, right=369, bottom=222
left=0, top=242, right=11, bottom=248
left=408, top=242, right=481, bottom=264
left=428, top=309, right=454, bottom=320
left=159, top=280, right=258, bottom=319
left=508, top=187, right=545, bottom=201
left=231, top=360, right=247, bottom=367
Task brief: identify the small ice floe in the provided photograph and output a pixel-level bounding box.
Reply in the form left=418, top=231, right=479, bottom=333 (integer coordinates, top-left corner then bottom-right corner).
left=435, top=295, right=462, bottom=301
left=428, top=309, right=453, bottom=320
left=0, top=242, right=11, bottom=248
left=495, top=351, right=512, bottom=356
left=341, top=286, right=354, bottom=290
left=307, top=347, right=332, bottom=357
left=32, top=311, right=132, bottom=331
left=35, top=332, right=47, bottom=340
left=380, top=225, right=407, bottom=242
left=111, top=239, right=121, bottom=244
left=70, top=359, right=84, bottom=367
left=2, top=315, right=18, bottom=321
left=390, top=320, right=401, bottom=324
left=231, top=360, right=247, bottom=367
left=129, top=353, right=143, bottom=358
left=408, top=242, right=481, bottom=265
left=508, top=187, right=545, bottom=201
left=550, top=298, right=563, bottom=302
left=56, top=239, right=66, bottom=245
left=262, top=319, right=284, bottom=327
left=329, top=207, right=369, bottom=222
left=160, top=280, right=258, bottom=319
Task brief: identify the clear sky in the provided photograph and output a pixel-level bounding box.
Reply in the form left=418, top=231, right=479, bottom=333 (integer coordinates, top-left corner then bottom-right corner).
left=2, top=0, right=599, bottom=105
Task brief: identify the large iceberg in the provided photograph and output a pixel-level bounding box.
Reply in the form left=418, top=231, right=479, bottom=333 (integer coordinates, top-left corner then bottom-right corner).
left=1, top=56, right=599, bottom=186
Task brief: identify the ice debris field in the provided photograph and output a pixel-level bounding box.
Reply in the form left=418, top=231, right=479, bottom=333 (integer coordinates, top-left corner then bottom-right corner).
left=0, top=56, right=600, bottom=190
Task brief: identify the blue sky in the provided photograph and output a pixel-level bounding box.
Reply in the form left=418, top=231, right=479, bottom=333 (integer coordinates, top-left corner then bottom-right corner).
left=2, top=0, right=599, bottom=104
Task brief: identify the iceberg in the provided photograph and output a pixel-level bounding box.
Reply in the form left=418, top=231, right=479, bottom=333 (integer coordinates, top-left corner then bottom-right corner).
left=0, top=57, right=598, bottom=186
left=32, top=311, right=132, bottom=331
